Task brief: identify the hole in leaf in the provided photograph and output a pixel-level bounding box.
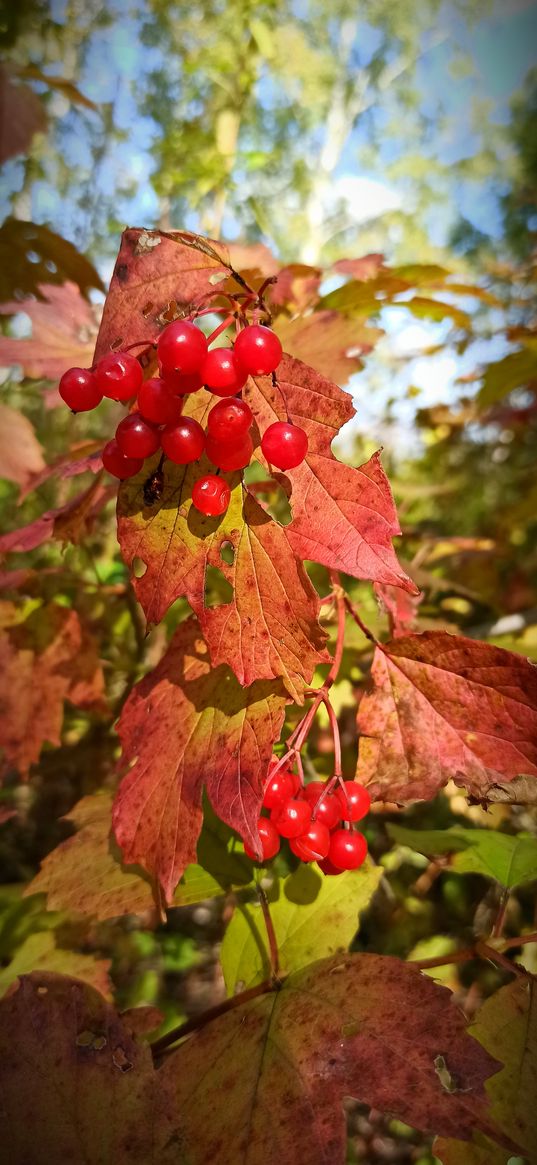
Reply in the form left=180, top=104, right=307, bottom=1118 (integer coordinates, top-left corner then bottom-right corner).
left=132, top=557, right=147, bottom=579
left=111, top=336, right=124, bottom=351
left=204, top=564, right=233, bottom=607
left=26, top=250, right=40, bottom=264
left=141, top=301, right=154, bottom=318
left=220, top=540, right=235, bottom=565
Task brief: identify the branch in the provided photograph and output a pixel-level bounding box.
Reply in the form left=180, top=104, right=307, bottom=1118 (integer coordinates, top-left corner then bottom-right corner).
left=151, top=979, right=277, bottom=1060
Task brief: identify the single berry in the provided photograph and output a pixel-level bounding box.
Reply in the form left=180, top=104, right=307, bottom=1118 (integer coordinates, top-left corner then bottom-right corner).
left=244, top=817, right=280, bottom=862
left=317, top=857, right=344, bottom=877
left=59, top=367, right=102, bottom=412
left=138, top=377, right=183, bottom=425
left=290, top=820, right=330, bottom=862
left=263, top=770, right=298, bottom=811
left=206, top=433, right=252, bottom=471
left=261, top=421, right=308, bottom=470
left=302, top=782, right=342, bottom=830
left=191, top=474, right=231, bottom=517
left=234, top=324, right=282, bottom=376
left=201, top=348, right=248, bottom=396
left=157, top=320, right=208, bottom=374
left=102, top=438, right=143, bottom=480
left=335, top=782, right=371, bottom=823
left=160, top=369, right=204, bottom=396
left=116, top=413, right=160, bottom=459
left=94, top=352, right=143, bottom=401
left=272, top=798, right=311, bottom=839
left=161, top=418, right=205, bottom=464
left=328, top=829, right=368, bottom=871
left=207, top=398, right=253, bottom=442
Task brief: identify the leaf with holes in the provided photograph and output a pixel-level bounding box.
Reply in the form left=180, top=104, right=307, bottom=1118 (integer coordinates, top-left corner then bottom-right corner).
left=0, top=219, right=103, bottom=303
left=0, top=282, right=97, bottom=382
left=387, top=824, right=537, bottom=888
left=357, top=632, right=537, bottom=803
left=114, top=616, right=286, bottom=902
left=244, top=354, right=415, bottom=591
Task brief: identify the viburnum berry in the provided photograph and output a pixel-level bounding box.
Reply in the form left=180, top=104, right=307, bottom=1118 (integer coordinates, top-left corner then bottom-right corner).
left=263, top=769, right=298, bottom=811
left=207, top=398, right=253, bottom=442
left=290, top=820, right=330, bottom=862
left=302, top=782, right=342, bottom=830
left=201, top=348, right=247, bottom=396
left=244, top=817, right=280, bottom=862
left=205, top=433, right=253, bottom=472
left=160, top=369, right=203, bottom=396
left=328, top=829, right=368, bottom=871
left=261, top=421, right=308, bottom=470
left=157, top=320, right=208, bottom=374
left=272, top=798, right=311, bottom=839
left=59, top=367, right=102, bottom=412
left=317, top=857, right=344, bottom=877
left=191, top=474, right=231, bottom=517
left=102, top=438, right=143, bottom=480
left=161, top=418, right=205, bottom=464
left=116, top=413, right=161, bottom=459
left=94, top=352, right=143, bottom=401
left=234, top=324, right=282, bottom=376
left=335, top=781, right=371, bottom=823
left=137, top=377, right=183, bottom=425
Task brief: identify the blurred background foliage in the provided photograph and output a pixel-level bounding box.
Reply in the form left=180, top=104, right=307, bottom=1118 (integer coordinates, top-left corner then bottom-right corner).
left=0, top=2, right=536, bottom=1162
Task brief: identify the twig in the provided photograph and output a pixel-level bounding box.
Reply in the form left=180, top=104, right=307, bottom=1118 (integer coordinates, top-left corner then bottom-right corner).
left=492, top=888, right=510, bottom=939
left=344, top=595, right=380, bottom=647
left=151, top=979, right=276, bottom=1060
left=257, top=884, right=280, bottom=982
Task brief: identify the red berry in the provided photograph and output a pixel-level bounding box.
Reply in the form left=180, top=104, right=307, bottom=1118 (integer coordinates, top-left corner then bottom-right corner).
left=161, top=418, right=205, bottom=464
left=272, top=798, right=311, bottom=839
left=157, top=320, right=208, bottom=374
left=244, top=817, right=280, bottom=862
left=328, top=829, right=368, bottom=871
left=160, top=369, right=203, bottom=396
left=335, top=782, right=371, bottom=823
left=317, top=857, right=344, bottom=877
left=234, top=325, right=282, bottom=376
left=302, top=782, right=342, bottom=830
left=206, top=433, right=253, bottom=472
left=290, top=820, right=330, bottom=862
left=207, top=398, right=253, bottom=442
left=201, top=348, right=248, bottom=396
left=102, top=438, right=143, bottom=480
left=191, top=474, right=231, bottom=517
left=261, top=421, right=308, bottom=470
left=94, top=352, right=143, bottom=401
left=137, top=377, right=183, bottom=425
left=59, top=367, right=102, bottom=412
left=263, top=770, right=297, bottom=811
left=116, top=413, right=160, bottom=459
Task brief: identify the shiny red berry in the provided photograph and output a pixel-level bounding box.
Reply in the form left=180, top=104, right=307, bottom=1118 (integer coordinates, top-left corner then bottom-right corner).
left=157, top=320, right=208, bottom=374
left=59, top=367, right=102, bottom=412
left=302, top=782, right=342, bottom=830
left=207, top=398, right=253, bottom=442
left=191, top=474, right=231, bottom=517
left=137, top=377, right=183, bottom=425
left=317, top=857, right=344, bottom=877
left=328, top=829, right=368, bottom=871
left=94, top=352, right=143, bottom=401
left=290, top=820, right=330, bottom=862
left=234, top=325, right=282, bottom=376
left=244, top=817, right=280, bottom=862
left=161, top=418, right=205, bottom=464
left=263, top=770, right=297, bottom=811
left=335, top=782, right=371, bottom=823
left=116, top=413, right=160, bottom=459
left=261, top=421, right=308, bottom=470
left=205, top=433, right=253, bottom=471
left=102, top=438, right=143, bottom=480
left=160, top=369, right=203, bottom=396
left=201, top=348, right=247, bottom=396
left=272, top=798, right=311, bottom=839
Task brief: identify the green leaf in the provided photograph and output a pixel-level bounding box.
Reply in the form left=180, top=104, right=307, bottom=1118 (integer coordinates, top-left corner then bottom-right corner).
left=220, top=859, right=382, bottom=994
left=387, top=824, right=537, bottom=889
left=0, top=932, right=112, bottom=999
left=390, top=296, right=471, bottom=328
left=176, top=804, right=254, bottom=906
left=477, top=348, right=537, bottom=409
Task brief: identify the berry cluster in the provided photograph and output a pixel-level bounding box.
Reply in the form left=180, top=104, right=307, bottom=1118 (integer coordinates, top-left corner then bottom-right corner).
left=244, top=761, right=371, bottom=873
left=59, top=319, right=309, bottom=517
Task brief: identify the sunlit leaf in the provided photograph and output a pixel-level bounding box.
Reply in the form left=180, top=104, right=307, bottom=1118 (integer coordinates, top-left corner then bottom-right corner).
left=388, top=824, right=537, bottom=888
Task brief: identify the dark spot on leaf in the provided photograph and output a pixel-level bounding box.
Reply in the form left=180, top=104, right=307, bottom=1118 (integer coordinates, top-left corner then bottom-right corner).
left=115, top=263, right=128, bottom=283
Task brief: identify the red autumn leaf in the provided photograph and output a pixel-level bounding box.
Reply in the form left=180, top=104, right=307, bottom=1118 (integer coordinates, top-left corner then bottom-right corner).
left=158, top=952, right=507, bottom=1165
left=0, top=476, right=110, bottom=556
left=0, top=601, right=107, bottom=778
left=357, top=632, right=537, bottom=803
left=273, top=310, right=382, bottom=383
left=269, top=263, right=322, bottom=312
left=114, top=616, right=286, bottom=902
left=244, top=354, right=415, bottom=592
left=0, top=65, right=47, bottom=164
left=0, top=282, right=97, bottom=382
left=118, top=418, right=327, bottom=698
left=18, top=440, right=103, bottom=500
left=226, top=241, right=280, bottom=279
left=0, top=403, right=45, bottom=487
left=0, top=973, right=158, bottom=1165
left=94, top=227, right=232, bottom=360
left=374, top=580, right=422, bottom=637
left=332, top=253, right=384, bottom=280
